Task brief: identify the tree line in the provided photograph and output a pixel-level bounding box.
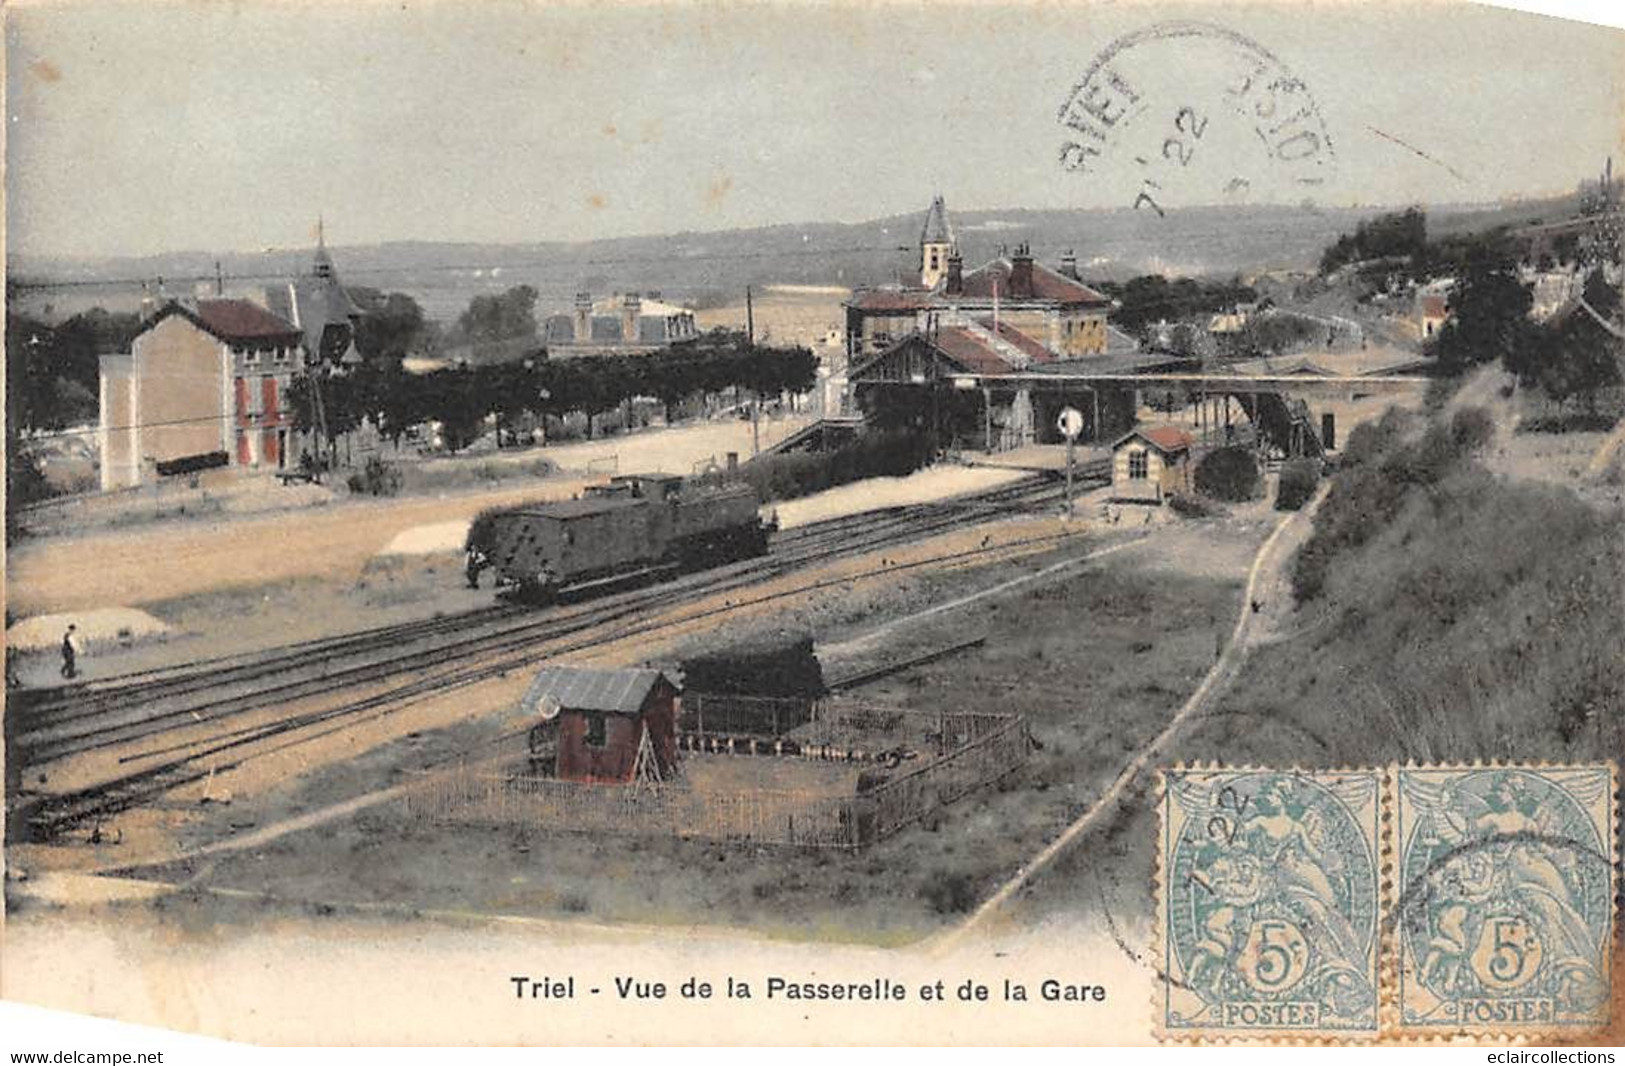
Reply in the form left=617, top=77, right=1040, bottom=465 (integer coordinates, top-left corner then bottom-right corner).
left=291, top=333, right=819, bottom=456
left=1426, top=236, right=1621, bottom=413
left=1095, top=274, right=1259, bottom=335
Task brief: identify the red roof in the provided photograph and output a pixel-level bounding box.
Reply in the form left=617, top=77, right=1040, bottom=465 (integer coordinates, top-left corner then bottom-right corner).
left=848, top=287, right=936, bottom=312
left=975, top=318, right=1055, bottom=364
left=1420, top=294, right=1449, bottom=317
left=1116, top=426, right=1194, bottom=455
left=933, top=327, right=1017, bottom=375
left=956, top=258, right=1111, bottom=306
left=190, top=299, right=302, bottom=342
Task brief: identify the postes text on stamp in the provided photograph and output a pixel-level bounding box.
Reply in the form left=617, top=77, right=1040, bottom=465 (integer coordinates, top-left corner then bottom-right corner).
left=1159, top=768, right=1381, bottom=1038
left=1393, top=765, right=1617, bottom=1033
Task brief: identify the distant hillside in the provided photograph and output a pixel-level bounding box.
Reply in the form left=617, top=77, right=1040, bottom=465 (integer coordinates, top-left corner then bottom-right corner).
left=7, top=196, right=1589, bottom=324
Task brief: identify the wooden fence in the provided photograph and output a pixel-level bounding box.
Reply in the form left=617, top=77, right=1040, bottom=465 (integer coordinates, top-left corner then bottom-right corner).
left=681, top=692, right=813, bottom=737
left=403, top=760, right=859, bottom=848
left=401, top=701, right=1029, bottom=849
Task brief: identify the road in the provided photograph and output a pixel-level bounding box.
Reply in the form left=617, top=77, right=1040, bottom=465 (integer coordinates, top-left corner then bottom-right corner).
left=8, top=419, right=804, bottom=614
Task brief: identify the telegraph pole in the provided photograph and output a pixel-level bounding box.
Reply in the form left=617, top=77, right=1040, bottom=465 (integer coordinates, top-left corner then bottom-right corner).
left=747, top=285, right=760, bottom=456
left=1065, top=433, right=1075, bottom=519
left=1057, top=406, right=1083, bottom=519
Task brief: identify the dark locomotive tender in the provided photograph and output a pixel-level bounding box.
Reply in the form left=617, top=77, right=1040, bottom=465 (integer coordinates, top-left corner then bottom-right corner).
left=480, top=473, right=774, bottom=599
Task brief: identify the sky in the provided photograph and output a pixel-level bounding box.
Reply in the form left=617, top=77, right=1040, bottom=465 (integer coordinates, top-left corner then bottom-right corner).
left=5, top=0, right=1625, bottom=260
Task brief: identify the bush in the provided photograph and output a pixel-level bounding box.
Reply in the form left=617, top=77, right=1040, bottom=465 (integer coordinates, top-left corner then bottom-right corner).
left=1194, top=446, right=1261, bottom=501
left=1275, top=459, right=1320, bottom=511
left=920, top=872, right=977, bottom=915
left=1167, top=493, right=1218, bottom=518
left=1423, top=374, right=1460, bottom=412
left=155, top=450, right=229, bottom=477
left=1449, top=406, right=1495, bottom=455
left=1517, top=412, right=1620, bottom=434
left=348, top=455, right=402, bottom=497
left=1290, top=404, right=1496, bottom=601
left=742, top=430, right=933, bottom=503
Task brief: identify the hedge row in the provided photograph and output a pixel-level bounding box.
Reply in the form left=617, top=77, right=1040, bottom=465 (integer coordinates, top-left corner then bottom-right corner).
left=740, top=430, right=934, bottom=503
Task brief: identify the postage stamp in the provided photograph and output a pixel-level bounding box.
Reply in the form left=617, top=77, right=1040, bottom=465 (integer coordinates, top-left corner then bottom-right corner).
left=1158, top=768, right=1381, bottom=1039
left=1392, top=765, right=1618, bottom=1034
left=1057, top=20, right=1337, bottom=216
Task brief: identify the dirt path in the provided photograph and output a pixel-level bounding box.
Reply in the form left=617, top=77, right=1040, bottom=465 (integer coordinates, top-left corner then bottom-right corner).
left=930, top=484, right=1330, bottom=950
left=5, top=481, right=583, bottom=614
left=1584, top=415, right=1625, bottom=477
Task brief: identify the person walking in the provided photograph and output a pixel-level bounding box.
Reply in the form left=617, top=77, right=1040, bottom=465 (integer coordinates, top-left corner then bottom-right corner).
left=465, top=547, right=488, bottom=590
left=60, top=623, right=82, bottom=680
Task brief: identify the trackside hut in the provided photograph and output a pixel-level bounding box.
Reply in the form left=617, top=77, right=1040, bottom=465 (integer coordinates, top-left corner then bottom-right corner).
left=1111, top=426, right=1193, bottom=503
left=521, top=666, right=679, bottom=785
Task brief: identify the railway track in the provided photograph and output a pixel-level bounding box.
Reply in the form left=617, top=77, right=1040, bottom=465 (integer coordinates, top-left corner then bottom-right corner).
left=12, top=466, right=1105, bottom=839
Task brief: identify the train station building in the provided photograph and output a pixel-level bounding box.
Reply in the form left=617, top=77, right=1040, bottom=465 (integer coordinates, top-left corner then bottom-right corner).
left=844, top=197, right=1177, bottom=451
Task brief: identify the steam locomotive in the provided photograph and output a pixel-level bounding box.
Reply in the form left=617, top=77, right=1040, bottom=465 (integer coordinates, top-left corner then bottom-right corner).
left=473, top=473, right=774, bottom=600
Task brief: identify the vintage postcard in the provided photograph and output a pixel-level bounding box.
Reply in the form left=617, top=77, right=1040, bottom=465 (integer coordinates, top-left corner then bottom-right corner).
left=3, top=0, right=1623, bottom=1051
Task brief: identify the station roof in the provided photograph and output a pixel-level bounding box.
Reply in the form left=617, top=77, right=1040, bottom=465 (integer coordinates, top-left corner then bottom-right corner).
left=975, top=318, right=1055, bottom=365
left=933, top=327, right=1023, bottom=375
left=521, top=665, right=672, bottom=716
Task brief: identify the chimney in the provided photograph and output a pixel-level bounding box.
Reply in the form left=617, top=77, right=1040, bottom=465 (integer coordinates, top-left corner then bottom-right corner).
left=1009, top=243, right=1034, bottom=299
left=1060, top=250, right=1079, bottom=280
left=622, top=293, right=642, bottom=342
left=946, top=250, right=964, bottom=296
left=573, top=292, right=592, bottom=342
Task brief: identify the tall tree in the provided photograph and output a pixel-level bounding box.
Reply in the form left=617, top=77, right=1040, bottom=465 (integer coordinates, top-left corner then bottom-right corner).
left=1429, top=237, right=1534, bottom=375
left=456, top=285, right=539, bottom=354
left=350, top=288, right=429, bottom=366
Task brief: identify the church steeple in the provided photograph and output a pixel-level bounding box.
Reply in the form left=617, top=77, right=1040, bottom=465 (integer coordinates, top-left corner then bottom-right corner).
left=920, top=195, right=954, bottom=289
left=313, top=215, right=334, bottom=279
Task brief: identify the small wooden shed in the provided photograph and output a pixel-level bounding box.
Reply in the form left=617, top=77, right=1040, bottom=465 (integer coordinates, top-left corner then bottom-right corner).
left=519, top=665, right=679, bottom=785
left=1111, top=426, right=1194, bottom=503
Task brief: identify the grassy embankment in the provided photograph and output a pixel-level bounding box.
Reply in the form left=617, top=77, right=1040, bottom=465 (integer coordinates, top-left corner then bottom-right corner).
left=1197, top=405, right=1622, bottom=764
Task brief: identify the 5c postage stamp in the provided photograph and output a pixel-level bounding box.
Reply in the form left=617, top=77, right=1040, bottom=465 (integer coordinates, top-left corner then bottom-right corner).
left=1158, top=768, right=1382, bottom=1039
left=1392, top=765, right=1618, bottom=1034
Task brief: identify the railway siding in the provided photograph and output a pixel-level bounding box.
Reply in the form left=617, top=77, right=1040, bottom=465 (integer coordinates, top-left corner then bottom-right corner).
left=13, top=472, right=1095, bottom=845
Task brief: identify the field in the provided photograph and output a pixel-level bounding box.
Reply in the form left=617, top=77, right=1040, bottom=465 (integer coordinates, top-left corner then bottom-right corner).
left=693, top=284, right=848, bottom=349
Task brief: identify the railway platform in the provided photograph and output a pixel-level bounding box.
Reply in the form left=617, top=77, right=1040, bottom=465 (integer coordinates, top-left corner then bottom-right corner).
left=954, top=443, right=1112, bottom=474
